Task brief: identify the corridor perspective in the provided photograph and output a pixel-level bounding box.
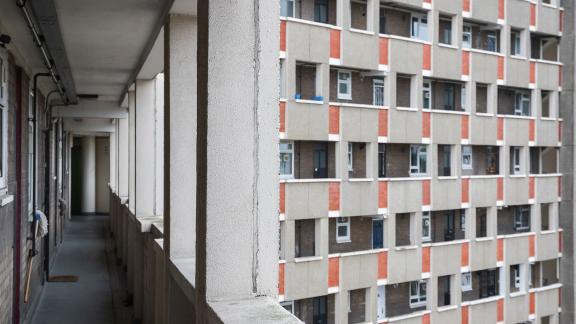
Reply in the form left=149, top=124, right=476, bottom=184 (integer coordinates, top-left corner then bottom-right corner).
left=0, top=0, right=575, bottom=324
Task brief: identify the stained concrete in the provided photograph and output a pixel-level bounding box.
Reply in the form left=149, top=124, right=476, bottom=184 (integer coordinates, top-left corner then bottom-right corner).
left=30, top=215, right=128, bottom=324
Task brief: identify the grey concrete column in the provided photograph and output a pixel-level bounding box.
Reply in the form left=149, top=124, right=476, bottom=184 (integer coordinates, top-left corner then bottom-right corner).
left=117, top=116, right=129, bottom=198
left=154, top=74, right=164, bottom=217
left=196, top=0, right=279, bottom=307
left=135, top=79, right=156, bottom=217
left=109, top=130, right=117, bottom=193
left=81, top=136, right=96, bottom=213
left=128, top=90, right=136, bottom=212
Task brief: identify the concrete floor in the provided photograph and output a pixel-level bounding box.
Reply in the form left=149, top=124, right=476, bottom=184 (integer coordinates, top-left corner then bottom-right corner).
left=30, top=215, right=129, bottom=324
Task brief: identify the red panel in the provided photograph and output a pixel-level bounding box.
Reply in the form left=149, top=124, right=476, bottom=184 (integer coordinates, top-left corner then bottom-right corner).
left=530, top=62, right=536, bottom=84
left=422, top=246, right=430, bottom=273
left=422, top=180, right=431, bottom=206
left=498, top=0, right=505, bottom=20
left=378, top=251, right=388, bottom=279
left=497, top=177, right=504, bottom=201
left=378, top=109, right=388, bottom=136
left=461, top=305, right=469, bottom=324
left=529, top=118, right=535, bottom=142
left=329, top=182, right=340, bottom=211
left=279, top=102, right=286, bottom=133
left=461, top=178, right=469, bottom=204
left=329, top=105, right=340, bottom=135
left=530, top=3, right=537, bottom=26
left=280, top=183, right=286, bottom=214
left=423, top=44, right=432, bottom=71
left=422, top=313, right=430, bottom=324
left=497, top=56, right=504, bottom=80
left=279, top=263, right=285, bottom=295
left=529, top=292, right=535, bottom=314
left=423, top=0, right=431, bottom=3
left=461, top=115, right=469, bottom=140
left=529, top=176, right=535, bottom=200
left=560, top=10, right=564, bottom=32
left=462, top=51, right=470, bottom=76
left=461, top=242, right=469, bottom=267
left=497, top=117, right=504, bottom=141
left=280, top=20, right=287, bottom=52
left=378, top=181, right=388, bottom=209
left=529, top=234, right=535, bottom=257
left=422, top=112, right=431, bottom=139
left=328, top=257, right=339, bottom=287
left=497, top=299, right=504, bottom=322
left=497, top=238, right=504, bottom=261
left=463, top=0, right=470, bottom=12
left=379, top=37, right=389, bottom=66
left=330, top=29, right=341, bottom=59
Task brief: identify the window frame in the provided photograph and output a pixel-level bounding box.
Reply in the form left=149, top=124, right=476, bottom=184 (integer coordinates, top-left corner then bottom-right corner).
left=462, top=145, right=473, bottom=170
left=423, top=80, right=432, bottom=110
left=514, top=91, right=531, bottom=116
left=486, top=31, right=498, bottom=52
left=280, top=0, right=295, bottom=18
left=511, top=147, right=521, bottom=175
left=0, top=49, right=8, bottom=191
left=514, top=206, right=530, bottom=231
left=461, top=272, right=473, bottom=292
left=512, top=264, right=522, bottom=289
left=410, top=145, right=427, bottom=176
left=338, top=70, right=352, bottom=100
left=373, top=78, right=385, bottom=106
left=462, top=24, right=472, bottom=49
left=336, top=217, right=351, bottom=243
left=347, top=142, right=354, bottom=172
left=422, top=211, right=431, bottom=242
left=378, top=143, right=386, bottom=178
left=409, top=280, right=427, bottom=308
left=439, top=17, right=453, bottom=45
left=511, top=30, right=522, bottom=56
left=411, top=13, right=429, bottom=41
left=279, top=141, right=294, bottom=179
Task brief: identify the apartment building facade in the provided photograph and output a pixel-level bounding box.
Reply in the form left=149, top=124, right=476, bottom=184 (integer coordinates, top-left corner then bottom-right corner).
left=277, top=0, right=565, bottom=323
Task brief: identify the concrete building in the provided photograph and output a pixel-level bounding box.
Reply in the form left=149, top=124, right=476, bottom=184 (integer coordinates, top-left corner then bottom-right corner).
left=277, top=0, right=570, bottom=323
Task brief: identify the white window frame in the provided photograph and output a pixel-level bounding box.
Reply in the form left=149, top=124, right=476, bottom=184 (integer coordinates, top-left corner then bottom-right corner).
left=462, top=145, right=473, bottom=170
left=0, top=49, right=8, bottom=191
left=377, top=285, right=386, bottom=321
left=486, top=31, right=498, bottom=52
left=409, top=280, right=427, bottom=308
left=347, top=142, right=354, bottom=172
left=439, top=17, right=453, bottom=45
left=279, top=141, right=294, bottom=179
left=460, top=210, right=466, bottom=231
left=514, top=92, right=531, bottom=116
left=373, top=79, right=385, bottom=106
left=462, top=24, right=472, bottom=49
left=514, top=206, right=530, bottom=231
left=336, top=217, right=351, bottom=243
left=423, top=80, right=432, bottom=110
left=511, top=30, right=522, bottom=56
left=338, top=70, right=352, bottom=100
left=512, top=265, right=522, bottom=289
left=461, top=83, right=467, bottom=111
left=422, top=211, right=431, bottom=242
left=512, top=147, right=521, bottom=175
left=411, top=13, right=429, bottom=41
left=280, top=0, right=296, bottom=18
left=410, top=145, right=427, bottom=176
left=461, top=272, right=472, bottom=292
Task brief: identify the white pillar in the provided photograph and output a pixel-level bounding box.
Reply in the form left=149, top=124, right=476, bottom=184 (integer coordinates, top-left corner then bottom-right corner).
left=154, top=74, right=164, bottom=217
left=109, top=130, right=117, bottom=193
left=128, top=90, right=136, bottom=212
left=117, top=116, right=129, bottom=198
left=81, top=136, right=96, bottom=213
left=135, top=79, right=156, bottom=217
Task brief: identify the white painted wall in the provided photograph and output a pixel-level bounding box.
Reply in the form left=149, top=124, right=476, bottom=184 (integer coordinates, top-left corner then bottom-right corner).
left=81, top=136, right=96, bottom=213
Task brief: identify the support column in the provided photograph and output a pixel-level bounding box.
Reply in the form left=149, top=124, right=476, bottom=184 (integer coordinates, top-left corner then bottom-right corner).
left=81, top=136, right=96, bottom=213
left=117, top=116, right=129, bottom=198
left=135, top=79, right=156, bottom=217
left=128, top=90, right=136, bottom=213
left=109, top=130, right=117, bottom=193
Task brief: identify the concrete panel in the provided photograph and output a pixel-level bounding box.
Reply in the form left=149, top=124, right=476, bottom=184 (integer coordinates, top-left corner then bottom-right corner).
left=388, top=180, right=424, bottom=213
left=470, top=115, right=498, bottom=145
left=393, top=0, right=424, bottom=8
left=433, top=46, right=461, bottom=80
left=470, top=239, right=498, bottom=271
left=504, top=235, right=530, bottom=265
left=431, top=243, right=461, bottom=276
left=285, top=259, right=328, bottom=300
left=505, top=177, right=529, bottom=206
left=537, top=231, right=559, bottom=261
left=431, top=113, right=461, bottom=144
left=506, top=294, right=529, bottom=323
left=286, top=101, right=330, bottom=140
left=538, top=5, right=560, bottom=35
left=387, top=248, right=422, bottom=284
left=470, top=52, right=499, bottom=84
left=470, top=0, right=498, bottom=23
left=536, top=119, right=559, bottom=146
left=537, top=62, right=561, bottom=91
left=468, top=299, right=498, bottom=323
left=285, top=182, right=330, bottom=220
left=388, top=109, right=423, bottom=144
left=286, top=20, right=331, bottom=63
left=341, top=30, right=379, bottom=69
left=340, top=107, right=379, bottom=142
left=507, top=0, right=531, bottom=28
left=432, top=178, right=461, bottom=211
left=341, top=181, right=378, bottom=216
left=390, top=315, right=426, bottom=324
left=537, top=287, right=560, bottom=316
left=536, top=176, right=560, bottom=203
left=389, top=39, right=424, bottom=74
left=339, top=253, right=378, bottom=290
left=469, top=177, right=499, bottom=207
left=507, top=58, right=530, bottom=88
left=432, top=307, right=459, bottom=324
left=504, top=118, right=530, bottom=146
left=434, top=0, right=461, bottom=14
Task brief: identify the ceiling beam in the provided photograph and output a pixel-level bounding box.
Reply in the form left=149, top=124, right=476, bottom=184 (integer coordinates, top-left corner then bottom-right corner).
left=53, top=100, right=128, bottom=119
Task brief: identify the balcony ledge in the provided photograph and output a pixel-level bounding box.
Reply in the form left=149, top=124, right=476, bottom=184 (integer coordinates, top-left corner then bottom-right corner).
left=208, top=297, right=301, bottom=323
left=529, top=283, right=562, bottom=293
left=280, top=178, right=341, bottom=184
left=382, top=310, right=431, bottom=323
left=283, top=16, right=341, bottom=31
left=461, top=295, right=503, bottom=307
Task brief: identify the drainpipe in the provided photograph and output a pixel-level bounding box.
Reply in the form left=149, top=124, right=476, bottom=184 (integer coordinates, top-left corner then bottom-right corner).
left=13, top=67, right=22, bottom=324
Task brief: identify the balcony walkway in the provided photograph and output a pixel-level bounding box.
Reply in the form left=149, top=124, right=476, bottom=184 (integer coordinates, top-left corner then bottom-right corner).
left=30, top=215, right=130, bottom=324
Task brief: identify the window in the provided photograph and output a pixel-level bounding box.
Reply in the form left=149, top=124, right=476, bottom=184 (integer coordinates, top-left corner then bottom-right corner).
left=338, top=71, right=352, bottom=100
left=486, top=31, right=498, bottom=52
left=511, top=147, right=521, bottom=175
left=514, top=92, right=531, bottom=116
left=337, top=217, right=351, bottom=243
left=439, top=17, right=452, bottom=45
left=439, top=145, right=452, bottom=176
left=378, top=143, right=386, bottom=178
left=410, top=145, right=427, bottom=176
left=409, top=281, right=427, bottom=307
left=479, top=269, right=499, bottom=298
left=0, top=50, right=7, bottom=190
left=411, top=13, right=429, bottom=41
left=280, top=0, right=295, bottom=17
left=460, top=210, right=466, bottom=231
left=462, top=146, right=473, bottom=170
left=423, top=80, right=431, bottom=110
left=422, top=211, right=431, bottom=242
left=438, top=275, right=452, bottom=307
left=511, top=264, right=522, bottom=290
left=514, top=207, right=530, bottom=231
left=347, top=143, right=353, bottom=171
left=279, top=141, right=294, bottom=178
left=295, top=219, right=316, bottom=257
left=461, top=84, right=467, bottom=111
left=541, top=90, right=551, bottom=118
left=397, top=75, right=412, bottom=107
left=511, top=30, right=522, bottom=56
left=314, top=0, right=329, bottom=23
left=476, top=83, right=488, bottom=113
left=462, top=25, right=472, bottom=49
left=443, top=84, right=455, bottom=110
left=476, top=208, right=488, bottom=238
left=461, top=272, right=472, bottom=291
left=541, top=203, right=550, bottom=231
left=373, top=79, right=385, bottom=106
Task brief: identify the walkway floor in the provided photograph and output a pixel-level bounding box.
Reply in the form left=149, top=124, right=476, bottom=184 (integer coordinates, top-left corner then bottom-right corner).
left=30, top=215, right=130, bottom=324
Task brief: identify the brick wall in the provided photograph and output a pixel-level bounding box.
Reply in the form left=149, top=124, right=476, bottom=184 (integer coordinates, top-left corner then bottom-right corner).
left=329, top=216, right=372, bottom=253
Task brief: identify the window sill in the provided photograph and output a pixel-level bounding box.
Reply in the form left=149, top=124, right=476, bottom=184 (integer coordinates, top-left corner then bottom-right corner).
left=509, top=291, right=526, bottom=298
left=474, top=237, right=494, bottom=242
left=0, top=194, right=13, bottom=207
left=437, top=43, right=458, bottom=50
left=395, top=245, right=418, bottom=251
left=540, top=117, right=558, bottom=121
left=468, top=48, right=504, bottom=57
left=396, top=106, right=419, bottom=112
left=294, top=256, right=323, bottom=263
left=430, top=109, right=469, bottom=116
left=510, top=55, right=527, bottom=61
left=496, top=114, right=535, bottom=120
left=295, top=99, right=324, bottom=105
left=284, top=17, right=341, bottom=30
left=437, top=176, right=458, bottom=180
left=336, top=239, right=351, bottom=244
left=383, top=34, right=431, bottom=46
left=529, top=58, right=562, bottom=66
left=509, top=174, right=528, bottom=178
left=474, top=112, right=494, bottom=117
left=437, top=305, right=458, bottom=313
left=349, top=28, right=375, bottom=36
left=348, top=178, right=374, bottom=182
